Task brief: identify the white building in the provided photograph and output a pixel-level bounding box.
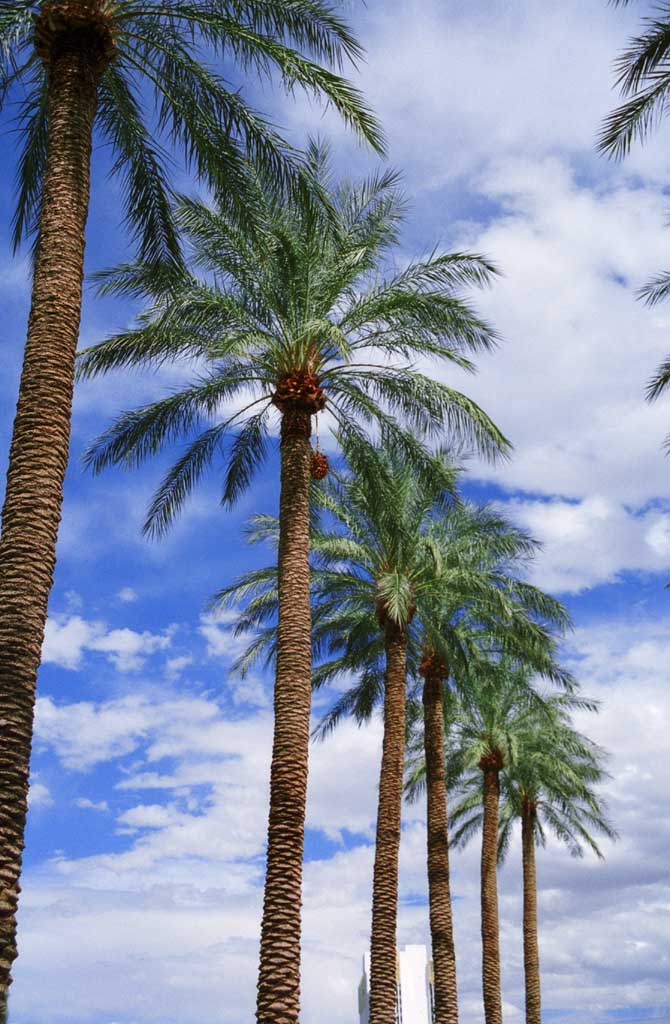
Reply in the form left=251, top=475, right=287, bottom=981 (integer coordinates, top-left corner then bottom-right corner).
left=358, top=944, right=434, bottom=1024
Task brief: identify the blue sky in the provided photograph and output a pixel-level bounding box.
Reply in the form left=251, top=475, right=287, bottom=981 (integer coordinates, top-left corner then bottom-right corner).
left=1, top=1, right=670, bottom=1022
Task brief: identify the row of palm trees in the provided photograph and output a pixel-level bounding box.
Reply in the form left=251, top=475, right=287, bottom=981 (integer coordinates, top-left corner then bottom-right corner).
left=77, top=146, right=512, bottom=1024
left=0, top=1, right=656, bottom=1022
left=217, top=437, right=616, bottom=1024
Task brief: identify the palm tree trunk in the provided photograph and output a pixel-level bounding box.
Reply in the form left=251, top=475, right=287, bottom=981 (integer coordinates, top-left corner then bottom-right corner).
left=369, top=621, right=408, bottom=1024
left=521, top=808, right=541, bottom=1024
left=0, top=36, right=101, bottom=1014
left=256, top=410, right=313, bottom=1024
left=480, top=756, right=503, bottom=1024
left=423, top=670, right=458, bottom=1024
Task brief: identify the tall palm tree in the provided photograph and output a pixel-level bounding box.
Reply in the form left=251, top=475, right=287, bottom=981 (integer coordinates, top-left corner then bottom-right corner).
left=78, top=160, right=509, bottom=1024
left=451, top=698, right=616, bottom=1024
left=501, top=712, right=616, bottom=1024
left=599, top=0, right=670, bottom=442
left=403, top=508, right=573, bottom=1024
left=222, top=459, right=570, bottom=1024
left=449, top=668, right=597, bottom=1024
left=217, top=440, right=459, bottom=1024
left=0, top=4, right=381, bottom=1010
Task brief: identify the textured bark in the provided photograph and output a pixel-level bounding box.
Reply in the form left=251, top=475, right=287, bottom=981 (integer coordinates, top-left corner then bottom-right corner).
left=256, top=411, right=313, bottom=1024
left=521, top=808, right=541, bottom=1024
left=480, top=757, right=503, bottom=1024
left=369, top=623, right=408, bottom=1024
left=423, top=671, right=458, bottom=1024
left=0, top=37, right=100, bottom=1017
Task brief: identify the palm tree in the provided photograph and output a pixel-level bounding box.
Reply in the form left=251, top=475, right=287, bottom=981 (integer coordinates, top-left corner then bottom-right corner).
left=403, top=509, right=573, bottom=1024
left=501, top=712, right=616, bottom=1024
left=451, top=697, right=616, bottom=1024
left=599, top=1, right=670, bottom=443
left=217, top=440, right=459, bottom=1024
left=77, top=159, right=509, bottom=1024
left=449, top=667, right=597, bottom=1024
left=222, top=457, right=570, bottom=1024
left=0, top=4, right=381, bottom=1010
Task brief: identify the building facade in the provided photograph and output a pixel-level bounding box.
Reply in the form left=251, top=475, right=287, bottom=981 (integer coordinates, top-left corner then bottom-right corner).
left=358, top=944, right=435, bottom=1024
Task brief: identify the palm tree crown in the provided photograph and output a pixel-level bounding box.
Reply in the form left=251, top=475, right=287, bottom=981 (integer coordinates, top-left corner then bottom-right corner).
left=308, top=492, right=573, bottom=736
left=0, top=0, right=383, bottom=257
left=216, top=438, right=459, bottom=674
left=222, top=454, right=574, bottom=725
left=78, top=144, right=509, bottom=531
left=449, top=682, right=616, bottom=1024
left=449, top=683, right=615, bottom=856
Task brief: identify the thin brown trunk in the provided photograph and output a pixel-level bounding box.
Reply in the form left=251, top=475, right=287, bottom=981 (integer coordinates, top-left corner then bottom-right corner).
left=480, top=758, right=503, bottom=1024
left=369, top=622, right=408, bottom=1024
left=423, top=671, right=458, bottom=1024
left=522, top=808, right=541, bottom=1024
left=256, top=411, right=313, bottom=1024
left=0, top=34, right=100, bottom=1015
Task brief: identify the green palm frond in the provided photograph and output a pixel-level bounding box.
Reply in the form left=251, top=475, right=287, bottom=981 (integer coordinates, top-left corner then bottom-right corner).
left=599, top=6, right=670, bottom=157
left=599, top=5, right=670, bottom=450
left=221, top=406, right=271, bottom=507
left=646, top=354, right=670, bottom=401
left=2, top=0, right=384, bottom=253
left=448, top=679, right=617, bottom=864
left=82, top=142, right=505, bottom=519
left=218, top=435, right=574, bottom=767
left=97, top=63, right=181, bottom=264
left=11, top=67, right=48, bottom=248
left=638, top=269, right=670, bottom=308
left=83, top=372, right=255, bottom=474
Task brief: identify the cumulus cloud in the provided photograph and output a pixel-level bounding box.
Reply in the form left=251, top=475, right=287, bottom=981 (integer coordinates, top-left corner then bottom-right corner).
left=198, top=609, right=252, bottom=664
left=75, top=798, right=109, bottom=813
left=503, top=495, right=670, bottom=592
left=279, top=0, right=664, bottom=187
left=165, top=654, right=194, bottom=679
left=41, top=614, right=174, bottom=672
left=442, top=157, right=670, bottom=507
left=34, top=693, right=219, bottom=772
left=16, top=612, right=670, bottom=1022
left=27, top=778, right=53, bottom=810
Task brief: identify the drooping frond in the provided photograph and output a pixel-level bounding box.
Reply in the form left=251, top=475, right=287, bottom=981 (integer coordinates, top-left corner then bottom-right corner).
left=446, top=676, right=617, bottom=866
left=3, top=0, right=385, bottom=251
left=599, top=6, right=670, bottom=157
left=646, top=354, right=670, bottom=401
left=82, top=141, right=506, bottom=522
left=11, top=66, right=48, bottom=250
left=97, top=63, right=181, bottom=264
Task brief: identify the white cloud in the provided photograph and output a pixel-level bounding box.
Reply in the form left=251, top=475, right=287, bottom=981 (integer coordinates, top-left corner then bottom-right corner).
left=41, top=614, right=174, bottom=672
left=198, top=610, right=251, bottom=663
left=443, top=157, right=670, bottom=508
left=18, top=613, right=670, bottom=1022
left=75, top=798, right=109, bottom=813
left=280, top=0, right=670, bottom=188
left=117, top=803, right=181, bottom=832
left=34, top=693, right=218, bottom=772
left=88, top=625, right=173, bottom=672
left=117, top=586, right=138, bottom=603
left=229, top=675, right=269, bottom=709
left=63, top=590, right=82, bottom=611
left=165, top=654, right=194, bottom=679
left=27, top=779, right=53, bottom=810
left=34, top=695, right=154, bottom=771
left=504, top=495, right=670, bottom=592
left=41, top=616, right=94, bottom=670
